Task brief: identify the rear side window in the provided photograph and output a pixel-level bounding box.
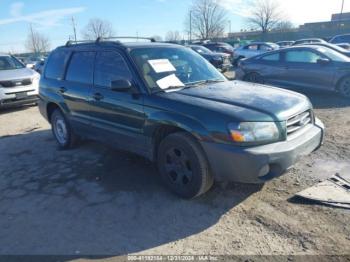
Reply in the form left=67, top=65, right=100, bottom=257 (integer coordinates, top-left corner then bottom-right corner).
left=245, top=45, right=258, bottom=50
left=94, top=52, right=132, bottom=88
left=45, top=49, right=70, bottom=80
left=66, top=52, right=95, bottom=84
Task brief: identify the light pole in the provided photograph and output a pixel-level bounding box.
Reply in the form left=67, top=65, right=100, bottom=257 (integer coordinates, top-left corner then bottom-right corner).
left=189, top=11, right=192, bottom=43
left=339, top=0, right=345, bottom=33
left=228, top=20, right=232, bottom=38
left=71, top=16, right=77, bottom=42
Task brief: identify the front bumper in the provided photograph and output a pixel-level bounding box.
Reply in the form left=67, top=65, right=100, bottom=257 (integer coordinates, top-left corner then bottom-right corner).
left=0, top=85, right=39, bottom=108
left=201, top=119, right=325, bottom=184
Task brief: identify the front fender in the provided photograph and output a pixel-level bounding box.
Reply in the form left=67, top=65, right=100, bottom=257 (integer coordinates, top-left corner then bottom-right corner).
left=144, top=110, right=213, bottom=142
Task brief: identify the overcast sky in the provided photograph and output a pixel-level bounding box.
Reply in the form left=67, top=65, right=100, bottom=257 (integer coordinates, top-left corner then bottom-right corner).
left=0, top=0, right=349, bottom=53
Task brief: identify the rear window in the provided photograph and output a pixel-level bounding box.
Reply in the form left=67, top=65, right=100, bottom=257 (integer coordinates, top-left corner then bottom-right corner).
left=66, top=52, right=95, bottom=85
left=45, top=49, right=70, bottom=80
left=331, top=35, right=350, bottom=44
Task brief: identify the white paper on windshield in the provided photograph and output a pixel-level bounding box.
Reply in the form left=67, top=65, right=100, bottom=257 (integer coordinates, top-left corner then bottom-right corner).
left=156, top=74, right=185, bottom=90
left=148, top=59, right=176, bottom=73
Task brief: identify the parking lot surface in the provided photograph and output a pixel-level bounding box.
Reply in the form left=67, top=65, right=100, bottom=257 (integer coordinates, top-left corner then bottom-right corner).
left=0, top=88, right=349, bottom=257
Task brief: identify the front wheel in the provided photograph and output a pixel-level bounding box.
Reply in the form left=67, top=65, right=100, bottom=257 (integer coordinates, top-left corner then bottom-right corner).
left=51, top=109, right=78, bottom=149
left=338, top=77, right=350, bottom=98
left=244, top=72, right=265, bottom=84
left=157, top=132, right=214, bottom=199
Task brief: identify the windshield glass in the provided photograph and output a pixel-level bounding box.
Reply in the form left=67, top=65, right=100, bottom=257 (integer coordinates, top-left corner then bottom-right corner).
left=191, top=46, right=212, bottom=55
left=316, top=47, right=350, bottom=62
left=0, top=56, right=25, bottom=70
left=130, top=47, right=226, bottom=91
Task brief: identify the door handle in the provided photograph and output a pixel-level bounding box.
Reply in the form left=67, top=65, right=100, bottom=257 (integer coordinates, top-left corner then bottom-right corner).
left=93, top=93, right=104, bottom=101
left=59, top=87, right=67, bottom=94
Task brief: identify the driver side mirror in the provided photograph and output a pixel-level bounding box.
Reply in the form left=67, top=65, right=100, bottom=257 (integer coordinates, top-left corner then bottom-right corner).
left=317, top=58, right=331, bottom=65
left=111, top=79, right=133, bottom=92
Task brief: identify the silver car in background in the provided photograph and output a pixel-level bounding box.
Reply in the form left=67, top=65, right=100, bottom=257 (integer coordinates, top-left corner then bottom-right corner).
left=0, top=53, right=40, bottom=108
left=233, top=42, right=279, bottom=64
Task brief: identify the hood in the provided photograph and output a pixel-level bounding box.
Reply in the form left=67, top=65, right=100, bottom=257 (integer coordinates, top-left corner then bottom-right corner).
left=161, top=81, right=311, bottom=121
left=0, top=68, right=36, bottom=81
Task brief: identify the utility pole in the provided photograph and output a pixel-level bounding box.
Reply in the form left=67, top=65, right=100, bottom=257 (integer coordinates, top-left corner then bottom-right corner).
left=71, top=16, right=77, bottom=42
left=29, top=23, right=37, bottom=55
left=228, top=20, right=232, bottom=38
left=189, top=11, right=192, bottom=43
left=338, top=0, right=345, bottom=33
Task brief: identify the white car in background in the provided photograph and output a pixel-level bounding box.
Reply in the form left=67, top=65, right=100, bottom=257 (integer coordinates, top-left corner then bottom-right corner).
left=233, top=42, right=279, bottom=64
left=0, top=53, right=40, bottom=108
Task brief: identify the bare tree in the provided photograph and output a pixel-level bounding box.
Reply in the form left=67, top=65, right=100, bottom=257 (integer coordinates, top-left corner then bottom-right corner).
left=185, top=0, right=228, bottom=40
left=165, top=31, right=182, bottom=42
left=274, top=20, right=294, bottom=32
left=247, top=0, right=282, bottom=33
left=25, top=25, right=50, bottom=54
left=82, top=18, right=114, bottom=40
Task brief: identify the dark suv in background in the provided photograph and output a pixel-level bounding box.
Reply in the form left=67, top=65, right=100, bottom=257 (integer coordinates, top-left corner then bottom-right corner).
left=39, top=37, right=324, bottom=198
left=202, top=42, right=235, bottom=59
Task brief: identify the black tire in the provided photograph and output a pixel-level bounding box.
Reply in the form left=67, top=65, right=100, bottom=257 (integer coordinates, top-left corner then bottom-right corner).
left=51, top=109, right=78, bottom=149
left=338, top=77, right=350, bottom=98
left=157, top=132, right=214, bottom=199
left=244, top=72, right=265, bottom=84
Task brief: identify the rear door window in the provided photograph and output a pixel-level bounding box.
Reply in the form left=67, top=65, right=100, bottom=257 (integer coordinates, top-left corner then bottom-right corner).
left=94, top=51, right=132, bottom=88
left=45, top=49, right=70, bottom=80
left=66, top=52, right=95, bottom=84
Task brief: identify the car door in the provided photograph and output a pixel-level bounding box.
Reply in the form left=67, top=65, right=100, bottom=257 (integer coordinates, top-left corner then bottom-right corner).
left=89, top=50, right=147, bottom=156
left=255, top=52, right=286, bottom=85
left=61, top=51, right=95, bottom=134
left=279, top=49, right=335, bottom=89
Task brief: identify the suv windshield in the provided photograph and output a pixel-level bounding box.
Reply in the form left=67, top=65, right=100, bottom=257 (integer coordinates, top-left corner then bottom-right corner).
left=130, top=47, right=226, bottom=91
left=0, top=56, right=25, bottom=70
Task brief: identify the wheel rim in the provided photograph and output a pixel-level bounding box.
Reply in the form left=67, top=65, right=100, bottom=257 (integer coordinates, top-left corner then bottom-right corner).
left=53, top=117, right=68, bottom=145
left=341, top=78, right=350, bottom=97
left=164, top=147, right=193, bottom=187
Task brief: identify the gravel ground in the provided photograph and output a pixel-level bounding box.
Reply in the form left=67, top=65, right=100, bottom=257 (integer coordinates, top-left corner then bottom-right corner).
left=0, top=87, right=349, bottom=259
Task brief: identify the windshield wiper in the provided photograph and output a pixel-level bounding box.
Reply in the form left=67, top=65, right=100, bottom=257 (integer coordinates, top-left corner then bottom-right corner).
left=185, top=79, right=225, bottom=88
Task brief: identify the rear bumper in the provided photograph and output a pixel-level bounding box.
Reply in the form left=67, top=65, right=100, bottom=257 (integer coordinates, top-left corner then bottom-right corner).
left=201, top=119, right=325, bottom=183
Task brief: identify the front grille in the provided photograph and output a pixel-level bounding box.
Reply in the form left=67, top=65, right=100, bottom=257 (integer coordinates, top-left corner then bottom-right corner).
left=286, top=110, right=313, bottom=136
left=0, top=78, right=32, bottom=88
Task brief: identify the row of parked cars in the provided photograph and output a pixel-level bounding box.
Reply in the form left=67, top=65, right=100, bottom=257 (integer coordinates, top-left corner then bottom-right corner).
left=186, top=34, right=350, bottom=98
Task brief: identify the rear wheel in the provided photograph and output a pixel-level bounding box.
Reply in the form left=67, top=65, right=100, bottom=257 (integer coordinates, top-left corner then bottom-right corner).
left=244, top=72, right=265, bottom=84
left=338, top=77, right=350, bottom=98
left=157, top=132, right=214, bottom=199
left=51, top=109, right=78, bottom=149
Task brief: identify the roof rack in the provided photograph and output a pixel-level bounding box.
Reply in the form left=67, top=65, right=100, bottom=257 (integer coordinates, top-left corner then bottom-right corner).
left=65, top=40, right=95, bottom=47
left=96, top=36, right=156, bottom=44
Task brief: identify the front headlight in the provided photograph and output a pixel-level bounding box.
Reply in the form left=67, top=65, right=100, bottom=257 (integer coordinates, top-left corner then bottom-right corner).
left=228, top=122, right=281, bottom=145
left=31, top=73, right=40, bottom=86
